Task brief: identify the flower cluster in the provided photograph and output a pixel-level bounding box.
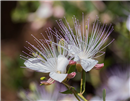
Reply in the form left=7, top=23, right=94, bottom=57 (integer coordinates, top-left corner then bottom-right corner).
left=21, top=13, right=113, bottom=84
left=21, top=13, right=114, bottom=101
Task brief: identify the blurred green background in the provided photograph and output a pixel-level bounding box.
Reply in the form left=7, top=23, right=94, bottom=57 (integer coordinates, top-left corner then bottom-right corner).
left=1, top=1, right=130, bottom=100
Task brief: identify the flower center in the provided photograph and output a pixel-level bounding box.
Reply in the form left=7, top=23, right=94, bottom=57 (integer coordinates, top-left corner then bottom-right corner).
left=78, top=52, right=88, bottom=59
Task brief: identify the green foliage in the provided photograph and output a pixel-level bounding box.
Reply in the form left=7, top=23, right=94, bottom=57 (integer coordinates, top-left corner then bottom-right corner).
left=84, top=1, right=95, bottom=12
left=11, top=1, right=40, bottom=22
left=60, top=86, right=76, bottom=94
left=60, top=89, right=72, bottom=94
left=106, top=1, right=129, bottom=16
left=67, top=65, right=76, bottom=73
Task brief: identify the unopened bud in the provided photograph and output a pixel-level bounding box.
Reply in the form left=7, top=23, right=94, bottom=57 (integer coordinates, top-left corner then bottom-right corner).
left=67, top=72, right=76, bottom=79
left=94, top=63, right=104, bottom=70
left=69, top=60, right=76, bottom=65
left=76, top=63, right=82, bottom=72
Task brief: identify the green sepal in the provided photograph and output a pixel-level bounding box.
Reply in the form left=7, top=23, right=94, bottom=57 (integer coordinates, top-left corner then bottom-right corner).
left=40, top=77, right=46, bottom=80
left=103, top=88, right=106, bottom=101
left=67, top=65, right=76, bottom=73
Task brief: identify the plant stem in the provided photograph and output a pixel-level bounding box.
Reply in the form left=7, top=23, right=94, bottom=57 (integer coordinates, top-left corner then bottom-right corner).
left=80, top=70, right=83, bottom=93
left=78, top=93, right=88, bottom=101
left=73, top=91, right=80, bottom=101
left=62, top=82, right=80, bottom=101
left=62, top=82, right=88, bottom=101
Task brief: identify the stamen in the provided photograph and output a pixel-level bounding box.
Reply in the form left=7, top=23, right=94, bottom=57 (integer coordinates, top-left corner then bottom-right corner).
left=57, top=71, right=61, bottom=74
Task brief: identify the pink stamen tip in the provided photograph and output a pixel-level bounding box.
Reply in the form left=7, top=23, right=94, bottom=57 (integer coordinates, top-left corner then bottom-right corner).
left=67, top=72, right=76, bottom=79
left=69, top=60, right=76, bottom=65
left=94, top=63, right=104, bottom=70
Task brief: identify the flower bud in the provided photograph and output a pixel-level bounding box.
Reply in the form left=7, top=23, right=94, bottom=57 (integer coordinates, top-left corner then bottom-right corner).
left=69, top=60, right=76, bottom=65
left=76, top=63, right=82, bottom=72
left=67, top=72, right=76, bottom=79
left=94, top=63, right=104, bottom=70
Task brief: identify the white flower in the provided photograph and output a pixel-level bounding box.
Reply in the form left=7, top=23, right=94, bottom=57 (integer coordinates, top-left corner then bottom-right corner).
left=20, top=34, right=75, bottom=83
left=48, top=13, right=114, bottom=72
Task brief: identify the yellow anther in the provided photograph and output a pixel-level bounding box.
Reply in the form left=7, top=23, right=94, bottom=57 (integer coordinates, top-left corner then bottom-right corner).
left=57, top=71, right=61, bottom=74
left=40, top=77, right=46, bottom=80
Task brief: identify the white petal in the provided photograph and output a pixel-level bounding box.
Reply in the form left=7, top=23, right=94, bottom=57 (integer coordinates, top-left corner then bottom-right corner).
left=49, top=72, right=67, bottom=82
left=57, top=55, right=69, bottom=73
left=73, top=55, right=80, bottom=62
left=24, top=58, right=50, bottom=73
left=80, top=59, right=98, bottom=72
left=68, top=45, right=81, bottom=56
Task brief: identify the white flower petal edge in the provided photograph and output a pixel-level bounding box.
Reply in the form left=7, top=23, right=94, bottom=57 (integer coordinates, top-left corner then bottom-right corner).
left=80, top=59, right=98, bottom=72
left=49, top=72, right=67, bottom=83
left=24, top=58, right=50, bottom=73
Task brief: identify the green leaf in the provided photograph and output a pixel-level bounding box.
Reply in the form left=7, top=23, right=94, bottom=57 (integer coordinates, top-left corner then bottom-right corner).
left=67, top=65, right=76, bottom=73
left=60, top=89, right=72, bottom=94
left=103, top=88, right=106, bottom=101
